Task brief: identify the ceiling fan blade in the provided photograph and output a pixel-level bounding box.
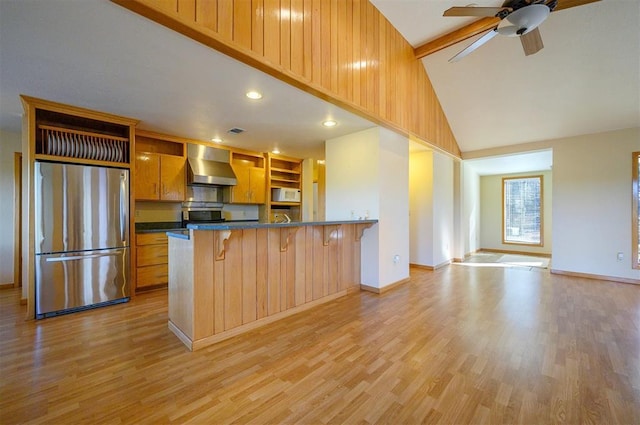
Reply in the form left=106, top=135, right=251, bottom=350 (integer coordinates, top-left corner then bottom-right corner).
left=552, top=0, right=600, bottom=12
left=444, top=6, right=509, bottom=17
left=449, top=29, right=499, bottom=62
left=520, top=27, right=544, bottom=55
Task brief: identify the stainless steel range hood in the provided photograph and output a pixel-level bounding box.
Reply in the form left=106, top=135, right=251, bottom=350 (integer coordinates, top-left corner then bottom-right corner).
left=186, top=143, right=237, bottom=186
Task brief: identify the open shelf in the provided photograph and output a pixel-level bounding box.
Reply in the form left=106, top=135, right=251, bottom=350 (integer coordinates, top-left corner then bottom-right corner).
left=271, top=201, right=301, bottom=206
left=265, top=153, right=303, bottom=223
left=271, top=166, right=300, bottom=174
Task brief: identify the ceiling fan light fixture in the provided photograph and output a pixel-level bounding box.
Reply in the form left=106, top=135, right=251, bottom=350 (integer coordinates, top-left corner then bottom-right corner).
left=498, top=4, right=550, bottom=37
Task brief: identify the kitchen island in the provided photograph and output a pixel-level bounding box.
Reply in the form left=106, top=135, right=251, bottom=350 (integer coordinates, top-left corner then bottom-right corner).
left=167, top=220, right=377, bottom=351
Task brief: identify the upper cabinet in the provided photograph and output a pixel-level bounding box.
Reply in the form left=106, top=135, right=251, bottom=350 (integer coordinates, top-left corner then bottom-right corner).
left=134, top=131, right=186, bottom=201
left=159, top=155, right=186, bottom=201
left=135, top=152, right=160, bottom=199
left=230, top=150, right=266, bottom=205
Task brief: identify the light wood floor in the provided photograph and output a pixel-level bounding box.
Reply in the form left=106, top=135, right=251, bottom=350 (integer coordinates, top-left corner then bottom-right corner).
left=1, top=266, right=639, bottom=424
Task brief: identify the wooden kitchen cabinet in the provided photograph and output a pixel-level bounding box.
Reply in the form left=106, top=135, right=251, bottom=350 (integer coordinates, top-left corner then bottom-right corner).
left=136, top=232, right=169, bottom=290
left=231, top=164, right=266, bottom=204
left=159, top=155, right=185, bottom=201
left=230, top=150, right=266, bottom=204
left=134, top=131, right=186, bottom=201
left=134, top=153, right=185, bottom=201
left=135, top=153, right=160, bottom=199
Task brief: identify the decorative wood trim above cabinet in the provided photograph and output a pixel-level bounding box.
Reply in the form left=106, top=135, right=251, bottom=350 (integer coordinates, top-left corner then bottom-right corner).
left=21, top=95, right=140, bottom=128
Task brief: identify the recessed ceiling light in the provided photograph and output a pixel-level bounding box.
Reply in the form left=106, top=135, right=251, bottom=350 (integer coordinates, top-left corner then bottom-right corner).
left=211, top=137, right=223, bottom=143
left=272, top=148, right=280, bottom=154
left=322, top=120, right=337, bottom=127
left=246, top=91, right=263, bottom=100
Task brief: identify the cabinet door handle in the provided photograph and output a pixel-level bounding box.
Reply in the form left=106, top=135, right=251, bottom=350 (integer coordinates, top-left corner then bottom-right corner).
left=153, top=183, right=157, bottom=195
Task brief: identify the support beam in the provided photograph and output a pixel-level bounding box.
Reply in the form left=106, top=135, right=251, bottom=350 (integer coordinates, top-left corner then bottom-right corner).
left=414, top=17, right=499, bottom=59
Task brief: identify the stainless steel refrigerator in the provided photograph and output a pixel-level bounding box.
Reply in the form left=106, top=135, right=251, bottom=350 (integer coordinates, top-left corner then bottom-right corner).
left=34, top=161, right=130, bottom=318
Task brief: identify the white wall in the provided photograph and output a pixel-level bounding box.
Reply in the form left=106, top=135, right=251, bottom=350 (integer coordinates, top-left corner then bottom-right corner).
left=301, top=158, right=314, bottom=221
left=409, top=151, right=455, bottom=267
left=552, top=128, right=640, bottom=280
left=462, top=162, right=480, bottom=256
left=378, top=128, right=410, bottom=286
left=326, top=127, right=410, bottom=289
left=480, top=170, right=553, bottom=255
left=0, top=130, right=21, bottom=284
left=409, top=151, right=434, bottom=265
left=326, top=127, right=380, bottom=220
left=433, top=151, right=454, bottom=265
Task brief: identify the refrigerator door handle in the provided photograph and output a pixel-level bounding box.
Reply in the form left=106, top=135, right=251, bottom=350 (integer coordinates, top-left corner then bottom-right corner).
left=45, top=251, right=121, bottom=262
left=120, top=171, right=128, bottom=244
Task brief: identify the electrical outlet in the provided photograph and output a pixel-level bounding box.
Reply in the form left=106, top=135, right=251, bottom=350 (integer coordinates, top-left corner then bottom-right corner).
left=393, top=255, right=400, bottom=264
left=617, top=252, right=624, bottom=262
left=135, top=209, right=140, bottom=218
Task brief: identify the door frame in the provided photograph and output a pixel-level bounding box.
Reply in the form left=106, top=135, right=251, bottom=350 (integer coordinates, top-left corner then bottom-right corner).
left=13, top=152, right=22, bottom=288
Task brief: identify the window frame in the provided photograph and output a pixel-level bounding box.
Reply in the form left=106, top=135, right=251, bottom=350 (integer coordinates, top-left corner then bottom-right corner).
left=633, top=152, right=639, bottom=269
left=502, top=175, right=544, bottom=246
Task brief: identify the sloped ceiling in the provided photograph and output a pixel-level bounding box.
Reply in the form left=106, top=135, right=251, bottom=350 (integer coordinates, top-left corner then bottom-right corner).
left=371, top=0, right=640, bottom=153
left=1, top=0, right=637, bottom=159
left=0, top=0, right=374, bottom=159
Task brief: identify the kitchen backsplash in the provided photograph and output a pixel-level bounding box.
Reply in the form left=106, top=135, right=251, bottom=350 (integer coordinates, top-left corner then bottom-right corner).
left=135, top=202, right=181, bottom=223
left=135, top=201, right=259, bottom=222
left=222, top=204, right=259, bottom=221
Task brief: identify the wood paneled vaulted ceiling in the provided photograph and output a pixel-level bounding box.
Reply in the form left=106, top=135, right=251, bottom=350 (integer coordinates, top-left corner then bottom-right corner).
left=1, top=1, right=638, bottom=156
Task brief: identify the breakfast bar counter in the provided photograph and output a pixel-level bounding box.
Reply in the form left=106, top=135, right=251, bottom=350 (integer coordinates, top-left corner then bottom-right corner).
left=167, top=220, right=377, bottom=350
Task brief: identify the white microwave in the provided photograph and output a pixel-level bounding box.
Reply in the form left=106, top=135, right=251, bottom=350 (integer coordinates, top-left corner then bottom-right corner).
left=272, top=188, right=301, bottom=202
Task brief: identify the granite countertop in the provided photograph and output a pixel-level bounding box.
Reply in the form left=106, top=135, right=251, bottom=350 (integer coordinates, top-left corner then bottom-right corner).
left=184, top=219, right=378, bottom=231
left=165, top=230, right=190, bottom=240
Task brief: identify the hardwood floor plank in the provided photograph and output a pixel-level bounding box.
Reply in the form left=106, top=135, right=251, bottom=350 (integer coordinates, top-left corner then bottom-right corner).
left=1, top=265, right=640, bottom=423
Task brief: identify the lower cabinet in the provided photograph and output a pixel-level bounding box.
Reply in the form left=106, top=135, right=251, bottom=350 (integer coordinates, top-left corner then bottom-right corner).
left=136, top=232, right=169, bottom=290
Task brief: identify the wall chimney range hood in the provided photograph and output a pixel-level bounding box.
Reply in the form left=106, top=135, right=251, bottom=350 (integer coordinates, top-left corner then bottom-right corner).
left=186, top=143, right=237, bottom=186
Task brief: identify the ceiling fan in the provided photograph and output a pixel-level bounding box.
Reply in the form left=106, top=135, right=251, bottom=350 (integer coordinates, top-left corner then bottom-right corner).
left=444, top=0, right=598, bottom=62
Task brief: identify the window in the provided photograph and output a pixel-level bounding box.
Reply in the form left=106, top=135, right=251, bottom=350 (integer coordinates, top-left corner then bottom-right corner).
left=633, top=152, right=639, bottom=269
left=503, top=176, right=543, bottom=245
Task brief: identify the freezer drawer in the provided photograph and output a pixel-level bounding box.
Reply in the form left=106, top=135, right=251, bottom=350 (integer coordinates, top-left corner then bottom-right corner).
left=35, top=248, right=130, bottom=318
